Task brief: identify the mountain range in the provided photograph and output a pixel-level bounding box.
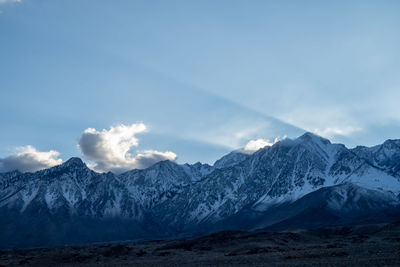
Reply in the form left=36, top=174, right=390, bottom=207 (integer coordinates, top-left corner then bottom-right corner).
left=1, top=132, right=400, bottom=249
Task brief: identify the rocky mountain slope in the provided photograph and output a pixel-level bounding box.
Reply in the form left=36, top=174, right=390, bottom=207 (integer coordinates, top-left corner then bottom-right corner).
left=1, top=132, right=399, bottom=248
left=154, top=133, right=400, bottom=233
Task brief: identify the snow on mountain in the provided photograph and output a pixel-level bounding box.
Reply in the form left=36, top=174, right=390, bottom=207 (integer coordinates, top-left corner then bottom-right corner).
left=117, top=160, right=196, bottom=209
left=0, top=158, right=143, bottom=219
left=1, top=132, right=400, bottom=248
left=154, top=132, right=400, bottom=231
left=352, top=139, right=400, bottom=178
left=213, top=149, right=251, bottom=169
left=181, top=162, right=214, bottom=182
left=250, top=183, right=400, bottom=232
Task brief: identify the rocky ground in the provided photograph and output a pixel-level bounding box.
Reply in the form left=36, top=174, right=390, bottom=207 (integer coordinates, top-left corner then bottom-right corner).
left=1, top=221, right=400, bottom=266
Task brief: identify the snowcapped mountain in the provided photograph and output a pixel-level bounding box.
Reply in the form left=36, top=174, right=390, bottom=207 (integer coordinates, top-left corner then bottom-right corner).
left=154, top=133, right=400, bottom=232
left=352, top=139, right=400, bottom=178
left=1, top=132, right=400, bottom=248
left=117, top=160, right=197, bottom=209
left=181, top=161, right=214, bottom=182
left=0, top=158, right=142, bottom=219
left=213, top=149, right=250, bottom=169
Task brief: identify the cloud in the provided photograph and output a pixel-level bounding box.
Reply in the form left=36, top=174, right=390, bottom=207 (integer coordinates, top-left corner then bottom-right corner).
left=0, top=146, right=62, bottom=173
left=244, top=137, right=280, bottom=152
left=78, top=123, right=177, bottom=173
left=312, top=126, right=362, bottom=139
left=0, top=0, right=21, bottom=4
left=278, top=104, right=364, bottom=141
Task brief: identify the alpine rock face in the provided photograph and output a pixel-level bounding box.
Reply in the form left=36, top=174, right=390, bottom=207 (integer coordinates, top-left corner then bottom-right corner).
left=213, top=149, right=250, bottom=169
left=1, top=133, right=400, bottom=248
left=352, top=139, right=400, bottom=178
left=154, top=133, right=400, bottom=233
left=117, top=160, right=208, bottom=209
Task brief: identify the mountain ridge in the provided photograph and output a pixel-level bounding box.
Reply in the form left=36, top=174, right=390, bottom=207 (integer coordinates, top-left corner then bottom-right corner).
left=1, top=132, right=400, bottom=249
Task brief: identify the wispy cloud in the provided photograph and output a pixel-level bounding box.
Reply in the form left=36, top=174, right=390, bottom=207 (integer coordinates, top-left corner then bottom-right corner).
left=78, top=123, right=177, bottom=174
left=0, top=146, right=62, bottom=173
left=277, top=103, right=364, bottom=141
left=312, top=126, right=362, bottom=139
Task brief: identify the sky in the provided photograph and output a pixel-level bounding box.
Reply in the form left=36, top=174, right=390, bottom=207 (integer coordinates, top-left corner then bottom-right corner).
left=1, top=0, right=400, bottom=173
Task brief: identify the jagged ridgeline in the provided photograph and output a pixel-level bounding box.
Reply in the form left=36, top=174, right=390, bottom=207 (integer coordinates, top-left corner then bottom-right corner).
left=1, top=133, right=400, bottom=249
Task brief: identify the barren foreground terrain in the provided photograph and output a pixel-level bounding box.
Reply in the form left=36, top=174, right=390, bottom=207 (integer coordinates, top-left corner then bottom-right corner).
left=1, top=221, right=400, bottom=266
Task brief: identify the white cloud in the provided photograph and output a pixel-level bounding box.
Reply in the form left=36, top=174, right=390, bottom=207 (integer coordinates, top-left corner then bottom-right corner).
left=186, top=117, right=278, bottom=150
left=0, top=0, right=21, bottom=4
left=211, top=126, right=267, bottom=149
left=244, top=137, right=280, bottom=152
left=78, top=123, right=177, bottom=173
left=0, top=145, right=62, bottom=173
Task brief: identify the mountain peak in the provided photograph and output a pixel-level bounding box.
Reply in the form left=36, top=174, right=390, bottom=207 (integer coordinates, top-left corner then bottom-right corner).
left=214, top=150, right=250, bottom=169
left=62, top=157, right=86, bottom=168
left=151, top=160, right=178, bottom=169
left=382, top=139, right=400, bottom=147
left=297, top=132, right=331, bottom=145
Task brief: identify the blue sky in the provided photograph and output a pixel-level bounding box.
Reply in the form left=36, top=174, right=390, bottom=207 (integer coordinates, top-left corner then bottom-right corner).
left=1, top=0, right=400, bottom=172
